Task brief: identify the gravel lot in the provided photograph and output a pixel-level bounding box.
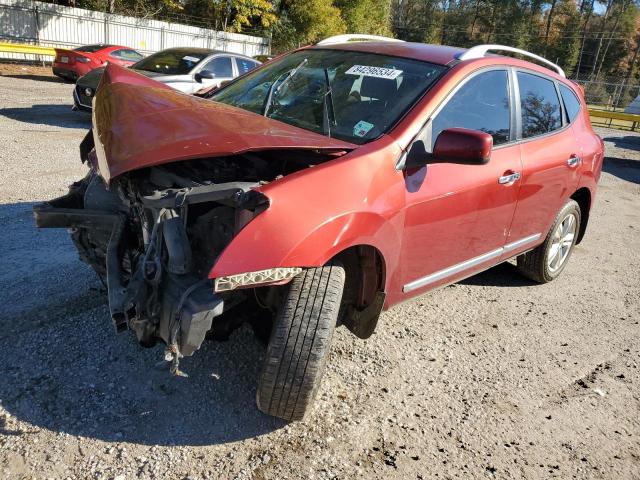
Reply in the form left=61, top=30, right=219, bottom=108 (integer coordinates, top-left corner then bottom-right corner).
left=0, top=69, right=639, bottom=480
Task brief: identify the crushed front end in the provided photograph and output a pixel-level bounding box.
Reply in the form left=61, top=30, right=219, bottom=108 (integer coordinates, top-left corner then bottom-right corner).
left=34, top=134, right=273, bottom=368
left=34, top=64, right=355, bottom=372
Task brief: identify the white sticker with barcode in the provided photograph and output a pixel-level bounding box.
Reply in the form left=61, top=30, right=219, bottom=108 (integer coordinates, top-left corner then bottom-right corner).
left=346, top=65, right=402, bottom=79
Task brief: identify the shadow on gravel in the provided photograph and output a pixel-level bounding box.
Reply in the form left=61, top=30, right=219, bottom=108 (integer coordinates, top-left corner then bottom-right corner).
left=603, top=157, right=640, bottom=184
left=601, top=134, right=640, bottom=151
left=459, top=262, right=537, bottom=288
left=0, top=73, right=66, bottom=84
left=0, top=202, right=284, bottom=447
left=0, top=104, right=91, bottom=129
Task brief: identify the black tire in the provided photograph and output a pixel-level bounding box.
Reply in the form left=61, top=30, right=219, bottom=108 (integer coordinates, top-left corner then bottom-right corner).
left=256, top=262, right=345, bottom=421
left=517, top=199, right=581, bottom=283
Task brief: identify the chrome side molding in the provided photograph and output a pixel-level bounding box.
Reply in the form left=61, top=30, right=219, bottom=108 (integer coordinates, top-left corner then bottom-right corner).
left=403, top=233, right=542, bottom=293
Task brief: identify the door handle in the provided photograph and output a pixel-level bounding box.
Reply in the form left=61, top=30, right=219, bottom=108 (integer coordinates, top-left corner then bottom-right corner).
left=498, top=172, right=521, bottom=184
left=567, top=155, right=581, bottom=167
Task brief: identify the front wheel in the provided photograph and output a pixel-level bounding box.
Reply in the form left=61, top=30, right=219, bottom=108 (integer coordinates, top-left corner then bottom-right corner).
left=517, top=199, right=581, bottom=283
left=256, top=262, right=345, bottom=421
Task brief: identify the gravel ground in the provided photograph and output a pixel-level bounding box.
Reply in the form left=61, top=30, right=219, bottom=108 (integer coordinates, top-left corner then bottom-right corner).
left=0, top=71, right=639, bottom=480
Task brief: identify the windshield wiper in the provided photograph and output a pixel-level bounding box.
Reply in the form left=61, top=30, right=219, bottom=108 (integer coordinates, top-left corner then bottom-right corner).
left=322, top=68, right=337, bottom=137
left=263, top=58, right=308, bottom=117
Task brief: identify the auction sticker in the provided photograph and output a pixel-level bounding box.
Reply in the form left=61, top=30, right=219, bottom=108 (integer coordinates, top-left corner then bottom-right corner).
left=353, top=120, right=375, bottom=137
left=183, top=56, right=201, bottom=62
left=346, top=65, right=402, bottom=79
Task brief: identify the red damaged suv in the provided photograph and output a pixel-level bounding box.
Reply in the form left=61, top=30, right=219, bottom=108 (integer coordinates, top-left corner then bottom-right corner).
left=35, top=36, right=604, bottom=420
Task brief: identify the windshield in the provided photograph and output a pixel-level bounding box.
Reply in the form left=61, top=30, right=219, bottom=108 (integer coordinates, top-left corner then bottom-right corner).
left=132, top=49, right=209, bottom=75
left=211, top=49, right=446, bottom=144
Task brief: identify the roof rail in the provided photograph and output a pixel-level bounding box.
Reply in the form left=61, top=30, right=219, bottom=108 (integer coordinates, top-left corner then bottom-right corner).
left=317, top=34, right=404, bottom=46
left=458, top=44, right=565, bottom=78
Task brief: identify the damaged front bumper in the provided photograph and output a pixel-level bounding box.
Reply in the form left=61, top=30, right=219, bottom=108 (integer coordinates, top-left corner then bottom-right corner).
left=33, top=175, right=267, bottom=359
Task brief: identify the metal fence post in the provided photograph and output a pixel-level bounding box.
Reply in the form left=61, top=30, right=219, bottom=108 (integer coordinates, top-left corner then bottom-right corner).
left=33, top=5, right=43, bottom=64
left=33, top=5, right=40, bottom=44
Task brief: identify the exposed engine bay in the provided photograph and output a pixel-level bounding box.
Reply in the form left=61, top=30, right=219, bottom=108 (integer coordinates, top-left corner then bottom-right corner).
left=34, top=136, right=340, bottom=372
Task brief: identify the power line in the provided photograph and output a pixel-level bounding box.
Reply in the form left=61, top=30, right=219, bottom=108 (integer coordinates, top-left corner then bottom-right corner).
left=392, top=24, right=634, bottom=41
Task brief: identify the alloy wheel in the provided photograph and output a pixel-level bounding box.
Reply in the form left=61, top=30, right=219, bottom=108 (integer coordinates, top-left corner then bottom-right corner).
left=547, top=213, right=577, bottom=273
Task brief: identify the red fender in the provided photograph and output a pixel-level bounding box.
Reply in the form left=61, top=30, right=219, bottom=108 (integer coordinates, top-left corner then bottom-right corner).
left=208, top=135, right=406, bottom=295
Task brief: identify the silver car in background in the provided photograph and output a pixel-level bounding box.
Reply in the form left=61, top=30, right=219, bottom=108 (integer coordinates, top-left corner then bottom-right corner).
left=73, top=47, right=261, bottom=111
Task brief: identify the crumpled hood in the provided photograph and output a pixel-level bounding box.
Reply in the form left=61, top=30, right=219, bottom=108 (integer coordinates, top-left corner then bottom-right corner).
left=92, top=64, right=356, bottom=183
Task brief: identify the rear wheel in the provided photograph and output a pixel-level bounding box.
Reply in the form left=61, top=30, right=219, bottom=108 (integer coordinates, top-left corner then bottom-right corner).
left=517, top=199, right=581, bottom=283
left=256, top=262, right=345, bottom=421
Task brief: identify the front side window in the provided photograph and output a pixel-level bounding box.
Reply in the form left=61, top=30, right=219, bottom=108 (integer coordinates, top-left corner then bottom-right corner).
left=202, top=56, right=233, bottom=77
left=132, top=49, right=209, bottom=75
left=559, top=84, right=581, bottom=123
left=211, top=49, right=445, bottom=144
left=518, top=72, right=562, bottom=138
left=431, top=70, right=511, bottom=148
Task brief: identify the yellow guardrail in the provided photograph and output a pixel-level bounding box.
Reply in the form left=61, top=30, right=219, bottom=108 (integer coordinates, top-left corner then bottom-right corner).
left=588, top=108, right=640, bottom=131
left=0, top=42, right=56, bottom=56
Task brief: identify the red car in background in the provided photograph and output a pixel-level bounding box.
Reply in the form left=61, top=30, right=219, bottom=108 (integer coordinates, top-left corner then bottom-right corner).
left=52, top=44, right=143, bottom=81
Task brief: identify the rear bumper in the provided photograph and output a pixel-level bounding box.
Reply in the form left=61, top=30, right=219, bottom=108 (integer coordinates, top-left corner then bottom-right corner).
left=52, top=66, right=78, bottom=81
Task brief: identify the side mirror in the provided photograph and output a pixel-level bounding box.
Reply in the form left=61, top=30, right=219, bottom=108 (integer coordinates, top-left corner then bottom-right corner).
left=400, top=128, right=493, bottom=170
left=195, top=71, right=215, bottom=83
left=432, top=128, right=493, bottom=165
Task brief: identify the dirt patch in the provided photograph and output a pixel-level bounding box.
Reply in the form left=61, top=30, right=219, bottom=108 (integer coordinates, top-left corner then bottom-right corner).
left=0, top=62, right=56, bottom=77
left=0, top=62, right=64, bottom=85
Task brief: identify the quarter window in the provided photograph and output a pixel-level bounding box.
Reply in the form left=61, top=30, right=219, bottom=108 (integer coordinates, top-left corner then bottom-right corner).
left=236, top=58, right=259, bottom=75
left=202, top=56, right=233, bottom=77
left=431, top=70, right=511, bottom=148
left=559, top=84, right=581, bottom=123
left=110, top=49, right=143, bottom=62
left=517, top=72, right=562, bottom=138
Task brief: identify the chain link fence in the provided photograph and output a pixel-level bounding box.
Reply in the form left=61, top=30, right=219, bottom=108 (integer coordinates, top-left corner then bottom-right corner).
left=573, top=77, right=640, bottom=113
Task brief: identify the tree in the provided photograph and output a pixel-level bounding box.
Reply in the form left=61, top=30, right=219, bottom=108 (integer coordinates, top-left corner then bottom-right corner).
left=334, top=0, right=392, bottom=36
left=272, top=0, right=346, bottom=52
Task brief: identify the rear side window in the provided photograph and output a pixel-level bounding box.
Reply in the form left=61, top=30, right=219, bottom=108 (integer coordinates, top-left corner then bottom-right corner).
left=559, top=84, right=581, bottom=123
left=74, top=44, right=110, bottom=53
left=203, top=57, right=233, bottom=77
left=431, top=70, right=511, bottom=147
left=236, top=58, right=259, bottom=75
left=518, top=72, right=562, bottom=138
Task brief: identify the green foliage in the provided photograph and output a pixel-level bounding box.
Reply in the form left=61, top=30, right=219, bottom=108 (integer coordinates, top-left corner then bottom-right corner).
left=276, top=0, right=347, bottom=47
left=334, top=0, right=392, bottom=35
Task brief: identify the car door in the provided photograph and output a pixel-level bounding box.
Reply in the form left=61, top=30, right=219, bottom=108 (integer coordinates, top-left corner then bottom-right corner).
left=194, top=55, right=235, bottom=93
left=400, top=69, right=523, bottom=296
left=504, top=71, right=582, bottom=252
